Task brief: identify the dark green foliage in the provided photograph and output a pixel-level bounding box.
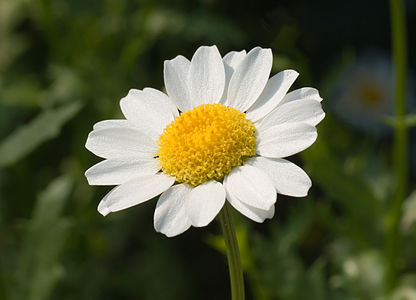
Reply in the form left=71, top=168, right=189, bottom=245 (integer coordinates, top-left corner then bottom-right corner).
left=1, top=0, right=415, bottom=299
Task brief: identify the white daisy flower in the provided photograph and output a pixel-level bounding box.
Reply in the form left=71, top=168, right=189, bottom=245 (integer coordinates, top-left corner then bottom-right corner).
left=332, top=52, right=414, bottom=134
left=85, top=46, right=325, bottom=237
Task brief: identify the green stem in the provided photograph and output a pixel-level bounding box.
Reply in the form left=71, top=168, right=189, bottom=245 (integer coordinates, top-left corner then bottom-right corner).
left=219, top=202, right=245, bottom=300
left=386, top=0, right=408, bottom=291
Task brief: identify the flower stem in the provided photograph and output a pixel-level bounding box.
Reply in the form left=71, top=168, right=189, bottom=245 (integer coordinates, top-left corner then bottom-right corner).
left=386, top=0, right=408, bottom=291
left=219, top=202, right=245, bottom=300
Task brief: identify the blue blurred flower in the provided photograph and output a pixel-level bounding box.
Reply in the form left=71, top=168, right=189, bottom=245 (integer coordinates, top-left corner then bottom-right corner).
left=332, top=52, right=413, bottom=135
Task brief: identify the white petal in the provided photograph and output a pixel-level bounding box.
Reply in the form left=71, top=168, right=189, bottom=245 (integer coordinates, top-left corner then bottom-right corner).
left=188, top=45, right=225, bottom=107
left=223, top=165, right=276, bottom=210
left=85, top=127, right=157, bottom=159
left=281, top=87, right=323, bottom=105
left=154, top=184, right=192, bottom=237
left=186, top=181, right=225, bottom=227
left=223, top=50, right=247, bottom=73
left=246, top=157, right=311, bottom=197
left=224, top=47, right=272, bottom=112
left=85, top=158, right=160, bottom=186
left=256, top=99, right=325, bottom=131
left=93, top=119, right=132, bottom=130
left=246, top=70, right=299, bottom=122
left=120, top=89, right=177, bottom=139
left=164, top=55, right=192, bottom=112
left=143, top=88, right=179, bottom=117
left=256, top=123, right=317, bottom=158
left=226, top=189, right=275, bottom=223
left=221, top=50, right=247, bottom=102
left=97, top=173, right=175, bottom=216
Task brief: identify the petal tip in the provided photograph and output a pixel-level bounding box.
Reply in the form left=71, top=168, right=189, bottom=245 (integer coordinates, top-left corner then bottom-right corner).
left=318, top=112, right=326, bottom=124
left=163, top=231, right=181, bottom=238
left=98, top=202, right=111, bottom=216
left=84, top=168, right=93, bottom=185
left=154, top=224, right=190, bottom=238
left=85, top=134, right=94, bottom=152
left=287, top=69, right=300, bottom=77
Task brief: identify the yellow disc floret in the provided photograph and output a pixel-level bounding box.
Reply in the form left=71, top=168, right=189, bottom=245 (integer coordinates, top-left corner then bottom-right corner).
left=156, top=103, right=256, bottom=186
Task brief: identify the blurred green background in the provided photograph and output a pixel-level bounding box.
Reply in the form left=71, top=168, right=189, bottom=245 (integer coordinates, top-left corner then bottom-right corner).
left=1, top=0, right=415, bottom=299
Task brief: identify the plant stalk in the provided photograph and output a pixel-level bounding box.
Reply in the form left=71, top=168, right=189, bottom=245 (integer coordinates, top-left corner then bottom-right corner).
left=219, top=202, right=245, bottom=300
left=386, top=0, right=408, bottom=291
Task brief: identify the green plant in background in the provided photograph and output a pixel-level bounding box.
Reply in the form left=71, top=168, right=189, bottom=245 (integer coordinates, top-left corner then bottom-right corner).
left=0, top=0, right=415, bottom=299
left=386, top=0, right=410, bottom=292
left=0, top=102, right=82, bottom=167
left=5, top=176, right=72, bottom=300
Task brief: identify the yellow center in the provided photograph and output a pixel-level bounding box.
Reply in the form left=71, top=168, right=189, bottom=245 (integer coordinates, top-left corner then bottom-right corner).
left=360, top=83, right=382, bottom=106
left=156, top=103, right=256, bottom=186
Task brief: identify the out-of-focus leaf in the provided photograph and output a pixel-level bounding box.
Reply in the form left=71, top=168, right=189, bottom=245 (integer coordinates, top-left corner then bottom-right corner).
left=250, top=203, right=328, bottom=300
left=332, top=249, right=385, bottom=299
left=11, top=175, right=73, bottom=300
left=144, top=9, right=246, bottom=45
left=302, top=120, right=383, bottom=245
left=0, top=78, right=45, bottom=107
left=0, top=0, right=27, bottom=70
left=405, top=114, right=416, bottom=127
left=46, top=66, right=83, bottom=106
left=205, top=233, right=226, bottom=254
left=390, top=274, right=416, bottom=300
left=383, top=114, right=416, bottom=128
left=205, top=224, right=253, bottom=271
left=0, top=101, right=82, bottom=167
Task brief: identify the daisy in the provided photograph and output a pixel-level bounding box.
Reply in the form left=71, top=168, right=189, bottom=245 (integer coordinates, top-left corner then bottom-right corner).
left=85, top=45, right=324, bottom=237
left=331, top=52, right=414, bottom=134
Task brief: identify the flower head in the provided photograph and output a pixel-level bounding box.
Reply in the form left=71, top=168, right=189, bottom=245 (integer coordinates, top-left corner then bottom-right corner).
left=85, top=46, right=325, bottom=237
left=331, top=52, right=414, bottom=134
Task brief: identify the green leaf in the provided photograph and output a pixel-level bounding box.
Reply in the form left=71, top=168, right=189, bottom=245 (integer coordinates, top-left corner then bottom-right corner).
left=11, top=175, right=73, bottom=300
left=0, top=101, right=82, bottom=167
left=0, top=78, right=45, bottom=107
left=382, top=114, right=416, bottom=128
